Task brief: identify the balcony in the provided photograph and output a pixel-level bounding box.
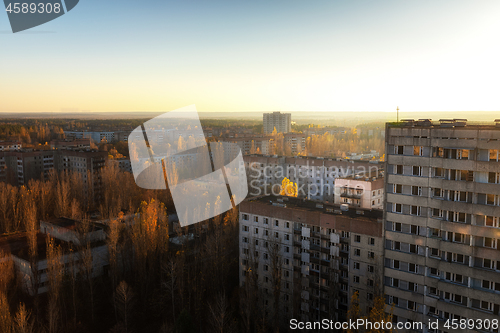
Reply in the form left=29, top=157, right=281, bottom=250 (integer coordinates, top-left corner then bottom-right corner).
left=340, top=192, right=362, bottom=199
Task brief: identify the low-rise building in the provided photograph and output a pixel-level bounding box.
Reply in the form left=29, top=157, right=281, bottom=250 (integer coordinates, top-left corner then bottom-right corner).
left=334, top=174, right=384, bottom=209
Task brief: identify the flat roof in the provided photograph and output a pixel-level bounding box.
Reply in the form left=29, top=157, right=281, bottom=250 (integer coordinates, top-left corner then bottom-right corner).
left=0, top=232, right=51, bottom=261
left=245, top=195, right=383, bottom=220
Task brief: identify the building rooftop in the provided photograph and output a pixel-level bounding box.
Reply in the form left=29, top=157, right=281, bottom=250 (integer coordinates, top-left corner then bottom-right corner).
left=245, top=195, right=383, bottom=220
left=241, top=195, right=384, bottom=236
left=0, top=232, right=52, bottom=261
left=388, top=119, right=500, bottom=129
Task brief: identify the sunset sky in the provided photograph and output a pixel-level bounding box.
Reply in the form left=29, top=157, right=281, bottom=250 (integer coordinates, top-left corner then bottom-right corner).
left=1, top=0, right=500, bottom=113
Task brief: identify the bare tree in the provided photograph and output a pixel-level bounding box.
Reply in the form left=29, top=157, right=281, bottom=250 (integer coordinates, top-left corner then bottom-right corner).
left=208, top=292, right=235, bottom=333
left=115, top=281, right=135, bottom=333
left=0, top=291, right=13, bottom=333
left=161, top=258, right=178, bottom=324
left=14, top=303, right=34, bottom=333
left=46, top=236, right=63, bottom=333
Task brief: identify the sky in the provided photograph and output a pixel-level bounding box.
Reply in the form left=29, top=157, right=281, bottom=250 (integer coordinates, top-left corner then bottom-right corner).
left=1, top=0, right=500, bottom=113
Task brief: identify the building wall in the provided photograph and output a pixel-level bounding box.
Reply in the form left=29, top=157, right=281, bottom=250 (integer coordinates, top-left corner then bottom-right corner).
left=239, top=197, right=384, bottom=323
left=384, top=122, right=500, bottom=332
left=244, top=155, right=383, bottom=202
left=263, top=112, right=292, bottom=134
left=334, top=177, right=384, bottom=209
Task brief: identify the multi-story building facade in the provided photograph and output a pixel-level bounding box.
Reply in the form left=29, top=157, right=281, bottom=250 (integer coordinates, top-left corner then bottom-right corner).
left=65, top=130, right=129, bottom=143
left=239, top=195, right=384, bottom=325
left=0, top=149, right=107, bottom=203
left=334, top=174, right=384, bottom=209
left=283, top=133, right=306, bottom=154
left=220, top=136, right=276, bottom=155
left=384, top=119, right=500, bottom=332
left=244, top=155, right=382, bottom=202
left=263, top=112, right=292, bottom=134
left=0, top=141, right=22, bottom=151
left=0, top=150, right=56, bottom=186
left=50, top=138, right=91, bottom=150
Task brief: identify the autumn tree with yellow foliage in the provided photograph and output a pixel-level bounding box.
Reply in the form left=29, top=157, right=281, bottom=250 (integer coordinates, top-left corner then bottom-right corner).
left=280, top=178, right=298, bottom=197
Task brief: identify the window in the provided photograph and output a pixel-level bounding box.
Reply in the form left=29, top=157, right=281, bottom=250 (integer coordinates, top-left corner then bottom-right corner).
left=409, top=263, right=417, bottom=273
left=429, top=228, right=440, bottom=238
left=285, top=222, right=290, bottom=228
left=484, top=237, right=496, bottom=248
left=275, top=220, right=279, bottom=227
left=263, top=218, right=269, bottom=225
left=393, top=222, right=402, bottom=232
left=410, top=205, right=421, bottom=216
left=242, top=225, right=249, bottom=232
left=458, top=149, right=470, bottom=160
left=432, top=208, right=443, bottom=219
left=412, top=166, right=422, bottom=176
left=254, top=228, right=259, bottom=234
left=368, top=251, right=375, bottom=259
left=353, top=276, right=360, bottom=283
left=489, top=149, right=499, bottom=161
left=242, top=237, right=249, bottom=243
left=369, top=237, right=375, bottom=245
left=410, top=225, right=419, bottom=235
left=254, top=216, right=258, bottom=222
left=395, top=165, right=403, bottom=175
left=393, top=260, right=400, bottom=269
left=285, top=234, right=290, bottom=241
left=435, top=167, right=444, bottom=177
left=368, top=265, right=374, bottom=273
left=354, top=235, right=361, bottom=243
left=412, top=186, right=422, bottom=196
left=368, top=279, right=374, bottom=287
left=430, top=248, right=439, bottom=258
left=395, top=145, right=404, bottom=155
left=394, top=184, right=402, bottom=194
left=353, top=262, right=360, bottom=270
left=242, top=214, right=249, bottom=221
left=354, top=249, right=361, bottom=256
left=429, top=267, right=439, bottom=277
left=414, top=146, right=423, bottom=156
left=393, top=203, right=402, bottom=213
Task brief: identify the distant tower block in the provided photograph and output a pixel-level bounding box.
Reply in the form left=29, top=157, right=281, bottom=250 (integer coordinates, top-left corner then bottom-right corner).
left=263, top=112, right=292, bottom=134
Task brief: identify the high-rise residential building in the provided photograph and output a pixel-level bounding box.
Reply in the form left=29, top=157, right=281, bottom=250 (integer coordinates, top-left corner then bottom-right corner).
left=263, top=112, right=292, bottom=134
left=239, top=195, right=384, bottom=324
left=384, top=119, right=500, bottom=332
